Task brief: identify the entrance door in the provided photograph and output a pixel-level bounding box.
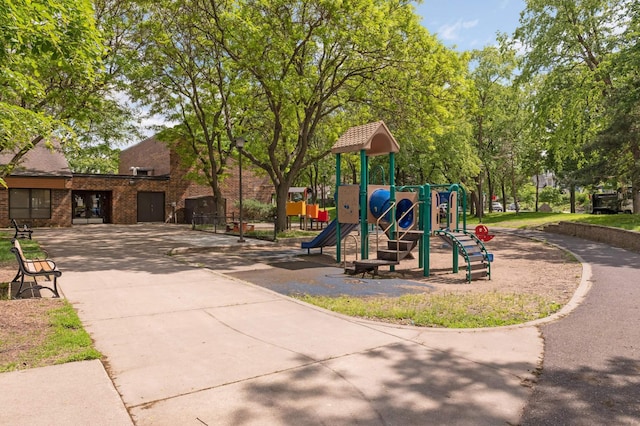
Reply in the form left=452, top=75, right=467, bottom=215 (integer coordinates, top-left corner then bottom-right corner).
left=137, top=192, right=165, bottom=222
left=72, top=191, right=112, bottom=224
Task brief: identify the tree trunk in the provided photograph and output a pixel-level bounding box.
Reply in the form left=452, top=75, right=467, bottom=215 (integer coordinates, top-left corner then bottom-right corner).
left=212, top=184, right=226, bottom=220
left=274, top=183, right=290, bottom=233
left=311, top=169, right=318, bottom=204
left=475, top=174, right=483, bottom=221
left=510, top=171, right=518, bottom=214
left=469, top=192, right=477, bottom=216
left=535, top=175, right=540, bottom=212
left=569, top=183, right=576, bottom=213
left=631, top=144, right=640, bottom=214
left=632, top=178, right=640, bottom=215
left=206, top=162, right=225, bottom=221
left=487, top=170, right=494, bottom=212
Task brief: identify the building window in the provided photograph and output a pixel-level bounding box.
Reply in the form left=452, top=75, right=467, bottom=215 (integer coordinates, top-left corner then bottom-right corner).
left=9, top=189, right=51, bottom=219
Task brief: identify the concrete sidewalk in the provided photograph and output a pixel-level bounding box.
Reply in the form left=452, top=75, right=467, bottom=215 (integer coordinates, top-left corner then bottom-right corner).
left=0, top=224, right=587, bottom=425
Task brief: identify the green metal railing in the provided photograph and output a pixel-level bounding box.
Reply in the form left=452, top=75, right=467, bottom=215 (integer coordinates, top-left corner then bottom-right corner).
left=433, top=229, right=491, bottom=283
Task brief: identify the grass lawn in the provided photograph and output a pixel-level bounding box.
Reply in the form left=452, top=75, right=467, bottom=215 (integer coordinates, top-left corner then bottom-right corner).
left=295, top=292, right=563, bottom=328
left=0, top=233, right=49, bottom=262
left=0, top=300, right=102, bottom=372
left=0, top=232, right=101, bottom=371
left=466, top=211, right=640, bottom=231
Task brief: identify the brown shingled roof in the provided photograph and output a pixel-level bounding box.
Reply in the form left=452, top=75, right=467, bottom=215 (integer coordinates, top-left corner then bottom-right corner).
left=0, top=139, right=72, bottom=177
left=331, top=121, right=400, bottom=156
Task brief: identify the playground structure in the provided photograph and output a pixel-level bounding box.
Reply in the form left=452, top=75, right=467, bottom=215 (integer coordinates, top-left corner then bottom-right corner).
left=301, top=121, right=492, bottom=283
left=286, top=187, right=330, bottom=230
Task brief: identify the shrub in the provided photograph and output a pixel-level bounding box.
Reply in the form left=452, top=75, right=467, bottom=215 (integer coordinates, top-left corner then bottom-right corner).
left=237, top=199, right=276, bottom=221
left=539, top=186, right=563, bottom=205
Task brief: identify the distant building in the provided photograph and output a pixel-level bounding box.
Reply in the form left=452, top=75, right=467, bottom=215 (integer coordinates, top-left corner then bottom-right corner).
left=532, top=172, right=555, bottom=189
left=0, top=137, right=272, bottom=227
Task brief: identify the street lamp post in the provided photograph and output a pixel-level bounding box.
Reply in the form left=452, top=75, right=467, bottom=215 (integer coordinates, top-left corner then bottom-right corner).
left=234, top=137, right=246, bottom=243
left=322, top=173, right=327, bottom=209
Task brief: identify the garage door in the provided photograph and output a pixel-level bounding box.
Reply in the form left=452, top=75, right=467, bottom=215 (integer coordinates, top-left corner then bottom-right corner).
left=137, top=192, right=165, bottom=222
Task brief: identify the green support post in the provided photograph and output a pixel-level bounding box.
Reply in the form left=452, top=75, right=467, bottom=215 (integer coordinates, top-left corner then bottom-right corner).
left=389, top=153, right=396, bottom=271
left=417, top=185, right=424, bottom=269
left=449, top=183, right=460, bottom=272
left=335, top=153, right=341, bottom=263
left=360, top=150, right=368, bottom=259
left=453, top=240, right=459, bottom=273
left=422, top=184, right=431, bottom=277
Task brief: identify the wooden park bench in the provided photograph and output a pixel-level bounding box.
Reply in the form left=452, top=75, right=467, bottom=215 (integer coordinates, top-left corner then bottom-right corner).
left=10, top=239, right=61, bottom=298
left=11, top=219, right=33, bottom=240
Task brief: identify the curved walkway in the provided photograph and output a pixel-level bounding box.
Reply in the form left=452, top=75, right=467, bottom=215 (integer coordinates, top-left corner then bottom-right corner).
left=0, top=224, right=638, bottom=425
left=514, top=229, right=640, bottom=425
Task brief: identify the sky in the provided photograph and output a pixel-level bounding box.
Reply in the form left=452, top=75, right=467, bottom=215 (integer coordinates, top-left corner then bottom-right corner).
left=414, top=0, right=526, bottom=51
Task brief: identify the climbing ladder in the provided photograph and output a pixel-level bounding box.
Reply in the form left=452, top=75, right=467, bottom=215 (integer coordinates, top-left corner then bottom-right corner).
left=433, top=229, right=492, bottom=283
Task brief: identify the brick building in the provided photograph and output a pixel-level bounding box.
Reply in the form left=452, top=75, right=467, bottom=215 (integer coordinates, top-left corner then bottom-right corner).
left=0, top=137, right=272, bottom=227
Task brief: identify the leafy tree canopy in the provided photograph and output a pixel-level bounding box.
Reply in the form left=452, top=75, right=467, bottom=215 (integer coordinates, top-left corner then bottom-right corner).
left=0, top=0, right=104, bottom=177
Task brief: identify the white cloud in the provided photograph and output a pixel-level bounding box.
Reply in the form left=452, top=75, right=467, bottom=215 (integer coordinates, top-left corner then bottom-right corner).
left=462, top=19, right=479, bottom=29
left=139, top=114, right=174, bottom=138
left=438, top=19, right=479, bottom=41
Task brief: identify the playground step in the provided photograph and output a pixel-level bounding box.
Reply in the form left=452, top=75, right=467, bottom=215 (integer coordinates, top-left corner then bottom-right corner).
left=468, top=254, right=486, bottom=262
left=387, top=239, right=414, bottom=251
left=391, top=230, right=423, bottom=241
left=469, top=270, right=489, bottom=280
left=436, top=234, right=453, bottom=244
left=348, top=259, right=399, bottom=276
left=377, top=249, right=411, bottom=262
left=469, top=262, right=488, bottom=271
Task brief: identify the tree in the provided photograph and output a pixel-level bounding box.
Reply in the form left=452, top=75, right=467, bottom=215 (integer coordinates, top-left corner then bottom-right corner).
left=365, top=45, right=479, bottom=187
left=496, top=80, right=533, bottom=214
left=595, top=48, right=640, bottom=211
left=514, top=0, right=633, bottom=211
left=210, top=0, right=438, bottom=232
left=127, top=0, right=247, bottom=219
left=124, top=0, right=483, bottom=230
left=0, top=0, right=145, bottom=177
left=66, top=0, right=150, bottom=173
left=0, top=0, right=104, bottom=181
left=467, top=45, right=518, bottom=218
left=593, top=1, right=640, bottom=212
left=128, top=0, right=468, bottom=232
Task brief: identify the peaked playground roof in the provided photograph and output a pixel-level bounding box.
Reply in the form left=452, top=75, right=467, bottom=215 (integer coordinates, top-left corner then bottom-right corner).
left=331, top=121, right=400, bottom=156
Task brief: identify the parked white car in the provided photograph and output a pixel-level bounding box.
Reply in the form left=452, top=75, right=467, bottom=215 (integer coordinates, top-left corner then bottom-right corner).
left=491, top=201, right=503, bottom=212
